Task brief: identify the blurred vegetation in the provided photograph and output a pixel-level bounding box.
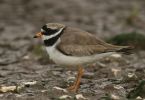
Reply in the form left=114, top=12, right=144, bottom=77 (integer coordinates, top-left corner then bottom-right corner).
left=126, top=6, right=139, bottom=25
left=107, top=32, right=145, bottom=50
left=127, top=80, right=145, bottom=99
left=32, top=45, right=44, bottom=57
left=32, top=45, right=51, bottom=65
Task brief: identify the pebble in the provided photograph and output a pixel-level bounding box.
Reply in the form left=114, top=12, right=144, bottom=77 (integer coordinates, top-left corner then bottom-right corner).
left=83, top=72, right=95, bottom=79
left=136, top=96, right=143, bottom=100
left=22, top=81, right=37, bottom=87
left=110, top=54, right=122, bottom=59
left=127, top=73, right=136, bottom=78
left=67, top=76, right=75, bottom=84
left=113, top=85, right=124, bottom=90
left=75, top=94, right=88, bottom=100
left=15, top=94, right=23, bottom=97
left=23, top=55, right=30, bottom=60
left=111, top=67, right=122, bottom=78
left=59, top=95, right=72, bottom=99
left=53, top=86, right=68, bottom=93
left=52, top=71, right=61, bottom=76
left=97, top=62, right=106, bottom=67
left=0, top=94, right=4, bottom=97
left=111, top=94, right=120, bottom=100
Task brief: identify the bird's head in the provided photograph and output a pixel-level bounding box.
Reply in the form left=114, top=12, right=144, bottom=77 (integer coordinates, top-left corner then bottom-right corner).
left=34, top=23, right=65, bottom=41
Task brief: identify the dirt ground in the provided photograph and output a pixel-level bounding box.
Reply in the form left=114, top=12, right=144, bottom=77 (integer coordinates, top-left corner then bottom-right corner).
left=0, top=0, right=145, bottom=100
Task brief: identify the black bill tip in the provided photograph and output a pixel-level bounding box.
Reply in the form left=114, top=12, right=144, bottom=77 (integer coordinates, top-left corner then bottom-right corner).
left=33, top=35, right=37, bottom=38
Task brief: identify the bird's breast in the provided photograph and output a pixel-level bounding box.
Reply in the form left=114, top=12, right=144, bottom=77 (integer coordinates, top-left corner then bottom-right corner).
left=45, top=46, right=114, bottom=66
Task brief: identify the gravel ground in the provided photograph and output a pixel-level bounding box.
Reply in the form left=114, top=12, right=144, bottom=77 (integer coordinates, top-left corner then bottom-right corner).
left=0, top=0, right=145, bottom=100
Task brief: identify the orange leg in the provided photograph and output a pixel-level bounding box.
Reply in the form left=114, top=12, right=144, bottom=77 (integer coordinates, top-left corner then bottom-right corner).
left=67, top=66, right=84, bottom=92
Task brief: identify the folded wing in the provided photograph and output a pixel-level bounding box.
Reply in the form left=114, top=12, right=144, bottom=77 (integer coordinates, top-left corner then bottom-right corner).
left=57, top=27, right=132, bottom=56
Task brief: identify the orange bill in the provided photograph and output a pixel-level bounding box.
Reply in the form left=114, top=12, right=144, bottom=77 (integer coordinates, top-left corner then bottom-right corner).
left=33, top=32, right=42, bottom=38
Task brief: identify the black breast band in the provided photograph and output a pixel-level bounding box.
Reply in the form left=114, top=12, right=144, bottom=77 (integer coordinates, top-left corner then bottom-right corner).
left=44, top=28, right=64, bottom=46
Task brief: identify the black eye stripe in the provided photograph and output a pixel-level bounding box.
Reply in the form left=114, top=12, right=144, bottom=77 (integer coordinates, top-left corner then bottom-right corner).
left=42, top=25, right=58, bottom=35
left=44, top=28, right=64, bottom=46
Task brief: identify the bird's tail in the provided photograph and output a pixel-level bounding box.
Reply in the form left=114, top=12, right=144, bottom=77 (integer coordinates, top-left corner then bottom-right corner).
left=115, top=46, right=134, bottom=55
left=106, top=43, right=134, bottom=55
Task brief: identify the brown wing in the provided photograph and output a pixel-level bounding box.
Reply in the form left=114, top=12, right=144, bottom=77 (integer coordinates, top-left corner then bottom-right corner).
left=57, top=27, right=129, bottom=56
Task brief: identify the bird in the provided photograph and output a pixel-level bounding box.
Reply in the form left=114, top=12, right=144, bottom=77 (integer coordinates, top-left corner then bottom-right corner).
left=33, top=23, right=132, bottom=92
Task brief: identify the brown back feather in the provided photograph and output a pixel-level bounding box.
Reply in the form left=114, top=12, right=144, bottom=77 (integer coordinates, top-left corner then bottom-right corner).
left=57, top=27, right=131, bottom=56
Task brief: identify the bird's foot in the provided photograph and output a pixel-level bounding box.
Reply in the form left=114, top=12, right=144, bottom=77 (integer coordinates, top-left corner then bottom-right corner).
left=67, top=84, right=79, bottom=92
left=67, top=66, right=84, bottom=93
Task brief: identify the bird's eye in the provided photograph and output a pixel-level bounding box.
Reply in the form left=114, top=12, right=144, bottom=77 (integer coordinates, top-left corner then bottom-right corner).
left=44, top=28, right=58, bottom=35
left=47, top=28, right=58, bottom=35
left=41, top=25, right=58, bottom=35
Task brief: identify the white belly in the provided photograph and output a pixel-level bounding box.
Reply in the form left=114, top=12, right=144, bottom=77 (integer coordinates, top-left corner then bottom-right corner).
left=46, top=47, right=114, bottom=66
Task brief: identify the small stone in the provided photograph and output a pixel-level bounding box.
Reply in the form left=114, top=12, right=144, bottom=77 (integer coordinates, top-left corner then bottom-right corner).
left=59, top=95, right=72, bottom=99
left=0, top=94, right=4, bottom=97
left=111, top=67, right=121, bottom=78
left=67, top=76, right=75, bottom=84
left=0, top=85, right=21, bottom=93
left=97, top=62, right=106, bottom=67
left=83, top=72, right=95, bottom=79
left=52, top=71, right=61, bottom=76
left=15, top=94, right=23, bottom=97
left=128, top=73, right=137, bottom=78
left=23, top=55, right=30, bottom=60
left=22, top=81, right=37, bottom=87
left=110, top=54, right=122, bottom=58
left=136, top=96, right=142, bottom=100
left=113, top=85, right=124, bottom=90
left=75, top=94, right=88, bottom=100
left=111, top=94, right=120, bottom=100
left=41, top=90, right=47, bottom=93
left=81, top=84, right=90, bottom=89
left=53, top=86, right=68, bottom=93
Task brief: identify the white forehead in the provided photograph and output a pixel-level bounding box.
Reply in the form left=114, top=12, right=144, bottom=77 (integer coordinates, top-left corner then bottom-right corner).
left=41, top=29, right=45, bottom=32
